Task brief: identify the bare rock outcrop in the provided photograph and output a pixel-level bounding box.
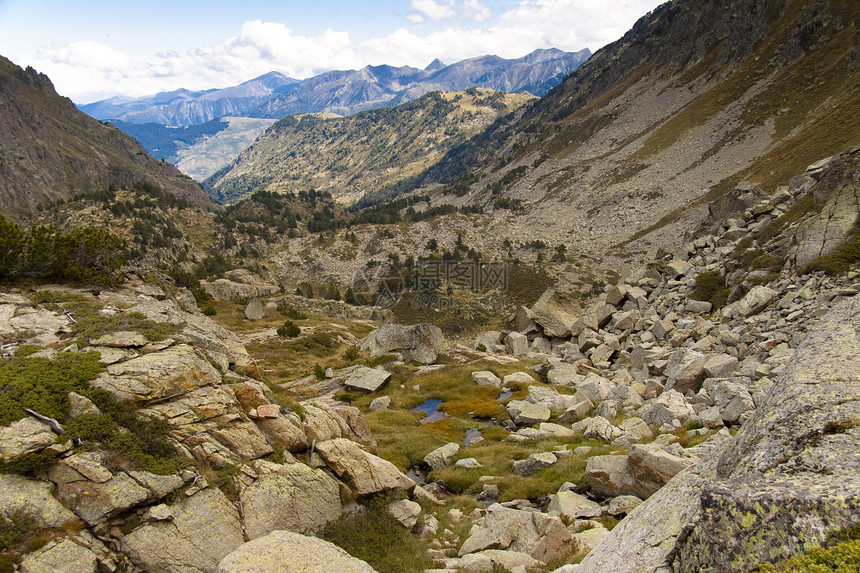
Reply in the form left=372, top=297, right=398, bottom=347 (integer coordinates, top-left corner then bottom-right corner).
left=216, top=530, right=377, bottom=573
left=360, top=323, right=444, bottom=364
left=120, top=487, right=245, bottom=573
left=239, top=459, right=343, bottom=538
left=578, top=295, right=860, bottom=572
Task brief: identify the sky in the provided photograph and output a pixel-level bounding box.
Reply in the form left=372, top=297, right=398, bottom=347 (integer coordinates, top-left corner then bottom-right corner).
left=0, top=0, right=665, bottom=104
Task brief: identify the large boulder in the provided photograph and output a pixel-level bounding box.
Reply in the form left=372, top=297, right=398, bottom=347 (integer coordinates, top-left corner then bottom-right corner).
left=506, top=400, right=551, bottom=426
left=19, top=538, right=99, bottom=573
left=548, top=490, right=602, bottom=519
left=459, top=503, right=571, bottom=564
left=201, top=272, right=280, bottom=301
left=93, top=344, right=222, bottom=402
left=585, top=455, right=637, bottom=499
left=664, top=349, right=707, bottom=394
left=360, top=323, right=443, bottom=364
left=737, top=285, right=779, bottom=317
left=240, top=459, right=343, bottom=538
left=0, top=417, right=56, bottom=462
left=121, top=487, right=245, bottom=573
left=627, top=444, right=697, bottom=498
left=788, top=155, right=860, bottom=269
left=513, top=452, right=558, bottom=476
left=578, top=295, right=860, bottom=572
left=640, top=389, right=696, bottom=428
left=423, top=442, right=461, bottom=471
left=526, top=385, right=579, bottom=411
left=0, top=474, right=80, bottom=529
left=217, top=530, right=377, bottom=573
left=505, top=331, right=529, bottom=356
left=49, top=454, right=151, bottom=526
left=343, top=366, right=392, bottom=392
left=316, top=438, right=413, bottom=496
left=530, top=289, right=579, bottom=338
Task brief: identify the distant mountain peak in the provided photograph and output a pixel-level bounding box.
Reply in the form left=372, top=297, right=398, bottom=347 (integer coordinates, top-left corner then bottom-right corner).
left=425, top=58, right=446, bottom=71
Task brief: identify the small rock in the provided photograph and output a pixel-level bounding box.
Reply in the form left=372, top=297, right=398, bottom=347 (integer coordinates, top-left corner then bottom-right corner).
left=424, top=443, right=461, bottom=470
left=368, top=396, right=392, bottom=412
left=513, top=452, right=557, bottom=476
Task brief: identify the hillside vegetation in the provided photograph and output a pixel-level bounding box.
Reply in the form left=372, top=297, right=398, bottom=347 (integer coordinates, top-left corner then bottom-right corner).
left=205, top=89, right=535, bottom=204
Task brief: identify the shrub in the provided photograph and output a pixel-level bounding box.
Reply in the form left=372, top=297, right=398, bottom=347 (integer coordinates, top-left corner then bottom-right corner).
left=0, top=351, right=104, bottom=426
left=319, top=493, right=431, bottom=573
left=277, top=320, right=301, bottom=337
left=342, top=346, right=361, bottom=362
left=0, top=218, right=125, bottom=285
left=202, top=305, right=216, bottom=316
left=313, top=364, right=326, bottom=379
left=65, top=388, right=190, bottom=475
left=689, top=271, right=730, bottom=309
left=758, top=525, right=860, bottom=572
left=276, top=300, right=307, bottom=319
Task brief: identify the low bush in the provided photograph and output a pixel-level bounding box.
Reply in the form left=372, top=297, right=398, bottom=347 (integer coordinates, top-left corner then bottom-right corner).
left=758, top=525, right=860, bottom=572
left=319, top=493, right=431, bottom=573
left=277, top=320, right=301, bottom=337
left=689, top=271, right=730, bottom=309
left=276, top=300, right=307, bottom=319
left=0, top=351, right=104, bottom=426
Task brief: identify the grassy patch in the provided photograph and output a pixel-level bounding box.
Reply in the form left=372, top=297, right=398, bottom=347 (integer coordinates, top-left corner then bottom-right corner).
left=430, top=438, right=611, bottom=501
left=31, top=290, right=180, bottom=344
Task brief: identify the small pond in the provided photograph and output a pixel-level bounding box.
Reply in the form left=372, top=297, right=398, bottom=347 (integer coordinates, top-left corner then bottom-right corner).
left=464, top=428, right=482, bottom=446
left=411, top=399, right=447, bottom=424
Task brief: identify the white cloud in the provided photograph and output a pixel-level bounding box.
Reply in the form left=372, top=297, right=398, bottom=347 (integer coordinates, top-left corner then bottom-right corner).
left=39, top=41, right=129, bottom=71
left=410, top=0, right=491, bottom=23
left=412, top=0, right=456, bottom=21
left=30, top=0, right=664, bottom=102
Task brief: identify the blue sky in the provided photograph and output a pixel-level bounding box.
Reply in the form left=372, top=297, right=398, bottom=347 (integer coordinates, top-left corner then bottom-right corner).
left=0, top=0, right=664, bottom=103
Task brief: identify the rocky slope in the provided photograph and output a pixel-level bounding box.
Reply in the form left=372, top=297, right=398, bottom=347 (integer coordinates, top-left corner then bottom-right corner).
left=205, top=89, right=535, bottom=204
left=0, top=56, right=211, bottom=218
left=0, top=282, right=424, bottom=573
left=0, top=148, right=857, bottom=572
left=354, top=0, right=859, bottom=276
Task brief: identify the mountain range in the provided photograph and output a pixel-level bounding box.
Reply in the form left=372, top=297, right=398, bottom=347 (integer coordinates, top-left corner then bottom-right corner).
left=76, top=48, right=590, bottom=181
left=78, top=48, right=590, bottom=127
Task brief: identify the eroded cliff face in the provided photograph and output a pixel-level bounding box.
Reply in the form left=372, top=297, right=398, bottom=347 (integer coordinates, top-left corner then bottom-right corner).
left=578, top=294, right=860, bottom=572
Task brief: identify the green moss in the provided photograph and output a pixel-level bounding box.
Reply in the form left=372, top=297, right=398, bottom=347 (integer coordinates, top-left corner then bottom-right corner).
left=0, top=509, right=37, bottom=551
